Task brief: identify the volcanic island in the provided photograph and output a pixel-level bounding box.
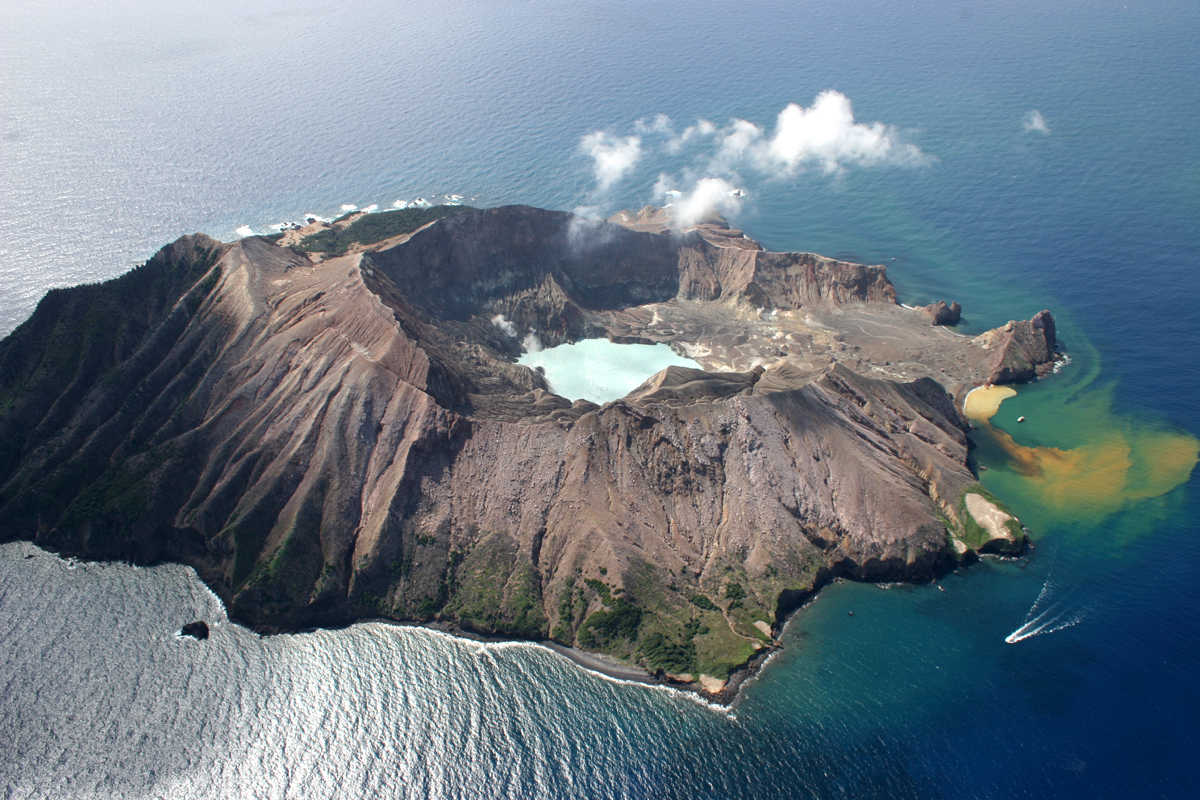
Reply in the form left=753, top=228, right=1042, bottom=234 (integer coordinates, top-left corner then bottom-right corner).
left=0, top=204, right=1059, bottom=701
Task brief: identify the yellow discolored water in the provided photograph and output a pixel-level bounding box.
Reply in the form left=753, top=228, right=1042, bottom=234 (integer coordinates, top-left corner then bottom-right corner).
left=967, top=382, right=1198, bottom=520
left=962, top=385, right=1017, bottom=422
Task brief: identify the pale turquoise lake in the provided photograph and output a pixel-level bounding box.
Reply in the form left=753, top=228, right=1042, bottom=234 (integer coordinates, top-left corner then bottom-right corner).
left=517, top=339, right=700, bottom=404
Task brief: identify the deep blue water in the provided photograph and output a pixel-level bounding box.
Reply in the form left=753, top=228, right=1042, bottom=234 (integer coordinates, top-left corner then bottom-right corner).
left=2, top=1, right=1198, bottom=797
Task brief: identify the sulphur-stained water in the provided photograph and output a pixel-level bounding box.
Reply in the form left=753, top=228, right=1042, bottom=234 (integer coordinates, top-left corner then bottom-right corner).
left=517, top=339, right=700, bottom=404
left=962, top=385, right=1017, bottom=422
left=969, top=368, right=1199, bottom=525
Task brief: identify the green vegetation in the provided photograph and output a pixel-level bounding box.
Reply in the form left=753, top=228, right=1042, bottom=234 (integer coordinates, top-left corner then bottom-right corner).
left=503, top=562, right=548, bottom=638
left=443, top=533, right=547, bottom=638
left=639, top=630, right=695, bottom=674
left=689, top=593, right=717, bottom=611
left=584, top=577, right=612, bottom=603
left=693, top=619, right=757, bottom=680
left=577, top=598, right=643, bottom=649
left=58, top=459, right=152, bottom=531
left=552, top=577, right=588, bottom=643
left=956, top=484, right=1025, bottom=550
left=295, top=205, right=472, bottom=255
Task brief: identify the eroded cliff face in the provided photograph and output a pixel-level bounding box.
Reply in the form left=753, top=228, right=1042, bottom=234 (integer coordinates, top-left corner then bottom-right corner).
left=0, top=206, right=1057, bottom=693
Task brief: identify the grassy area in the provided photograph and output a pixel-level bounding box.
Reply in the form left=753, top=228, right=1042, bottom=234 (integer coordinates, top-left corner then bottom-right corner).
left=693, top=616, right=758, bottom=679
left=442, top=532, right=546, bottom=638
left=296, top=205, right=472, bottom=255
left=957, top=484, right=1025, bottom=550
left=577, top=598, right=642, bottom=649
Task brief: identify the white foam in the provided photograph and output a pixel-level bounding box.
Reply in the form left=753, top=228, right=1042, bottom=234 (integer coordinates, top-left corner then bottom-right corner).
left=1005, top=611, right=1083, bottom=643
left=230, top=191, right=469, bottom=244
left=548, top=652, right=736, bottom=717
left=392, top=625, right=734, bottom=716
left=1005, top=573, right=1087, bottom=643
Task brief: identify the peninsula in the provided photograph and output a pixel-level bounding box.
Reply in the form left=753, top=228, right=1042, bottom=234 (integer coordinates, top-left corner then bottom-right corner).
left=0, top=205, right=1058, bottom=701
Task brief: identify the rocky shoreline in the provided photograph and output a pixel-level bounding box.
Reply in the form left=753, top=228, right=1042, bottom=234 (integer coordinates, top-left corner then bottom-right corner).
left=0, top=204, right=1059, bottom=698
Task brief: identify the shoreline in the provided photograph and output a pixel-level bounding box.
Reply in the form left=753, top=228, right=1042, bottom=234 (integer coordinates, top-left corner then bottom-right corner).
left=4, top=539, right=779, bottom=708
left=0, top=206, right=1064, bottom=713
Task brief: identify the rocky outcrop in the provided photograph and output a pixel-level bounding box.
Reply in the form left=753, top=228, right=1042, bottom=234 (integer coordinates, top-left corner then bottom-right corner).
left=975, top=309, right=1058, bottom=384
left=0, top=205, right=1039, bottom=695
left=179, top=621, right=209, bottom=640
left=923, top=300, right=962, bottom=326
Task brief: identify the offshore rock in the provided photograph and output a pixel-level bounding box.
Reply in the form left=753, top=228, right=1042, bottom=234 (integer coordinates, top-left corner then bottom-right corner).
left=180, top=621, right=210, bottom=640
left=923, top=300, right=962, bottom=326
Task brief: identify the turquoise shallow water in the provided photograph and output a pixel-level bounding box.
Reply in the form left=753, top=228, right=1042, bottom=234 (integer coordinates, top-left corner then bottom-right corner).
left=517, top=340, right=701, bottom=404
left=2, top=0, right=1199, bottom=797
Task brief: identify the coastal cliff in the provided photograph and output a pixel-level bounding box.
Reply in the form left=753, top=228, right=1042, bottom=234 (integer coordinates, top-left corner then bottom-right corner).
left=0, top=205, right=1058, bottom=698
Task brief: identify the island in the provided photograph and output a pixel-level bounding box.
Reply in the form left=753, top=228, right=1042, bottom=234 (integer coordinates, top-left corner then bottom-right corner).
left=0, top=204, right=1059, bottom=701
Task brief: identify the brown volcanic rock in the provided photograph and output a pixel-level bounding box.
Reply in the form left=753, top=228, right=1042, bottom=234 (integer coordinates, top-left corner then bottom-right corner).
left=923, top=300, right=962, bottom=326
left=974, top=309, right=1058, bottom=384
left=0, top=205, right=1047, bottom=692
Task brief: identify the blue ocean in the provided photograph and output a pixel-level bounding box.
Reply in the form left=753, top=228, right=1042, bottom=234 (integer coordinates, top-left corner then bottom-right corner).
left=2, top=0, right=1198, bottom=796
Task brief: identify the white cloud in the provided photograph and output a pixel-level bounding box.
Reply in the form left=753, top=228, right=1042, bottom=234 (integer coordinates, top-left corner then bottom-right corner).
left=659, top=177, right=746, bottom=228
left=665, top=118, right=717, bottom=154
left=579, top=131, right=643, bottom=191
left=713, top=118, right=764, bottom=168
left=575, top=91, right=928, bottom=225
left=763, top=91, right=929, bottom=173
left=1023, top=109, right=1050, bottom=134
left=652, top=173, right=682, bottom=202
left=634, top=113, right=674, bottom=136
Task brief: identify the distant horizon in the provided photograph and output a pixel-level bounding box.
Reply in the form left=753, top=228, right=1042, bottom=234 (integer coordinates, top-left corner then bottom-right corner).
left=3, top=1, right=1199, bottom=797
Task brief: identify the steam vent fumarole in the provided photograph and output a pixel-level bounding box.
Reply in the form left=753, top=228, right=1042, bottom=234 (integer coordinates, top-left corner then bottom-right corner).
left=0, top=204, right=1059, bottom=700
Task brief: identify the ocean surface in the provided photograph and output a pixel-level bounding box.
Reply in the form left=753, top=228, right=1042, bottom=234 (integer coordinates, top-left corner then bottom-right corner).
left=3, top=0, right=1200, bottom=797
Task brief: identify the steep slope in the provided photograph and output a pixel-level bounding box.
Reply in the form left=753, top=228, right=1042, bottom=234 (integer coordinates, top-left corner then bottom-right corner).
left=0, top=205, right=1056, bottom=696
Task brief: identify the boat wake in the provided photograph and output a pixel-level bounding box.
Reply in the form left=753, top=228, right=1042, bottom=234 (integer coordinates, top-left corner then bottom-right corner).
left=1005, top=573, right=1087, bottom=644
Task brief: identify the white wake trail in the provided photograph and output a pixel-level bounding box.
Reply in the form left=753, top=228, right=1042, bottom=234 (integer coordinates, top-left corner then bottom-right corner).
left=1005, top=562, right=1087, bottom=644
left=1005, top=612, right=1084, bottom=644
